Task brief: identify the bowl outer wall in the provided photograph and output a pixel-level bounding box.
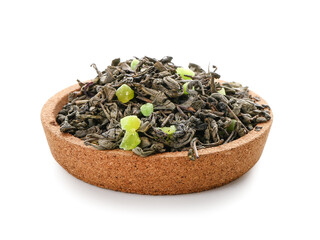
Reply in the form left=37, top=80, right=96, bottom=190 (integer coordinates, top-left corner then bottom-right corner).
left=41, top=82, right=273, bottom=195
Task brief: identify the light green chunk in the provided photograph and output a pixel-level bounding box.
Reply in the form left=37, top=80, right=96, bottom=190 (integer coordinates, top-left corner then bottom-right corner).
left=227, top=119, right=237, bottom=133
left=140, top=103, right=154, bottom=117
left=183, top=82, right=189, bottom=95
left=160, top=125, right=176, bottom=135
left=218, top=88, right=226, bottom=95
left=120, top=131, right=141, bottom=150
left=116, top=84, right=134, bottom=103
left=120, top=115, right=141, bottom=131
left=183, top=82, right=195, bottom=95
left=176, top=67, right=195, bottom=80
left=131, top=58, right=140, bottom=70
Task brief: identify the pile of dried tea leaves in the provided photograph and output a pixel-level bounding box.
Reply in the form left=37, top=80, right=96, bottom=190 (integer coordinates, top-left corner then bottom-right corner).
left=56, top=56, right=271, bottom=160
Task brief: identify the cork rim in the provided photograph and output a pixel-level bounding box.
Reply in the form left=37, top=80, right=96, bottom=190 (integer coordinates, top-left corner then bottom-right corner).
left=41, top=82, right=273, bottom=160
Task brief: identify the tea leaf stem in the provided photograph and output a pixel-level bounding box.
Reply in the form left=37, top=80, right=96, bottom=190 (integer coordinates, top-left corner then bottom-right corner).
left=136, top=96, right=152, bottom=103
left=176, top=105, right=188, bottom=119
left=201, top=139, right=224, bottom=147
left=191, top=138, right=200, bottom=159
left=90, top=63, right=102, bottom=78
left=226, top=105, right=249, bottom=132
left=99, top=102, right=111, bottom=119
left=224, top=129, right=235, bottom=144
left=210, top=73, right=216, bottom=93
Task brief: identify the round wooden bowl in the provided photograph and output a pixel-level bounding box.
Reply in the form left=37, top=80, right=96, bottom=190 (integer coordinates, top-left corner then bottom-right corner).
left=41, top=82, right=273, bottom=195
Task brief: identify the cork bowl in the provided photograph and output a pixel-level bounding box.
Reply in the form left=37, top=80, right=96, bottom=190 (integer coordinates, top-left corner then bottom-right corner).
left=41, top=82, right=272, bottom=195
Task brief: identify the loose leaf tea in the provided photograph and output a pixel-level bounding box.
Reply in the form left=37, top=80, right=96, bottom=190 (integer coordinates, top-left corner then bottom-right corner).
left=56, top=56, right=271, bottom=160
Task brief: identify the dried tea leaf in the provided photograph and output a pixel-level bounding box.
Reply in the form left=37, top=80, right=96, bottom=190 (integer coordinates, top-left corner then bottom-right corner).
left=56, top=56, right=271, bottom=159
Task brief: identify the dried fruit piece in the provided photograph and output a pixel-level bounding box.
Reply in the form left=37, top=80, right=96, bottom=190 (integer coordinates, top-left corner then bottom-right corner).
left=140, top=103, right=154, bottom=117
left=176, top=68, right=195, bottom=80
left=130, top=58, right=139, bottom=70
left=119, top=131, right=141, bottom=150
left=183, top=82, right=195, bottom=95
left=116, top=84, right=134, bottom=103
left=227, top=119, right=236, bottom=133
left=218, top=88, right=226, bottom=95
left=120, top=115, right=141, bottom=131
left=160, top=125, right=176, bottom=135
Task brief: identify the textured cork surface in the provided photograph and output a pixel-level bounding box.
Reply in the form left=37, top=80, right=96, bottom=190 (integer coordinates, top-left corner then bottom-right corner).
left=41, top=82, right=273, bottom=195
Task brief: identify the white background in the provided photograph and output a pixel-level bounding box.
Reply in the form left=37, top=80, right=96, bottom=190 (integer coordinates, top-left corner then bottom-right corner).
left=1, top=0, right=319, bottom=239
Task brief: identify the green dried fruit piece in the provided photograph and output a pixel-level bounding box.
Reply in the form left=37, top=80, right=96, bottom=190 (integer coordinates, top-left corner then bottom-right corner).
left=140, top=103, right=154, bottom=117
left=176, top=67, right=195, bottom=80
left=218, top=88, right=226, bottom=95
left=120, top=131, right=141, bottom=150
left=183, top=82, right=195, bottom=95
left=120, top=115, right=141, bottom=131
left=227, top=119, right=236, bottom=133
left=116, top=84, right=134, bottom=103
left=160, top=125, right=176, bottom=135
left=131, top=58, right=139, bottom=70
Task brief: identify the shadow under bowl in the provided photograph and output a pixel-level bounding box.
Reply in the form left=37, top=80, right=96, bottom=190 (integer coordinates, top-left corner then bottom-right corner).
left=41, top=82, right=273, bottom=195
